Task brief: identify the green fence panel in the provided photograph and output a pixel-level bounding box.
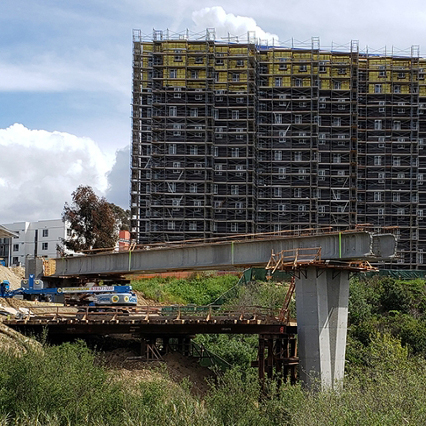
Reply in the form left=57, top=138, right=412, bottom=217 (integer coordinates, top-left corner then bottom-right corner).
left=364, top=270, right=426, bottom=280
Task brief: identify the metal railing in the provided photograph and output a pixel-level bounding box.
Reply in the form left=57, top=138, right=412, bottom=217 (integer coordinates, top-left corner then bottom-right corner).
left=9, top=304, right=284, bottom=324
left=266, top=247, right=322, bottom=273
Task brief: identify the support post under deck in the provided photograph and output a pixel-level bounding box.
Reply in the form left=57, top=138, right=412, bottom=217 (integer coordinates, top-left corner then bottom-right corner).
left=295, top=266, right=350, bottom=390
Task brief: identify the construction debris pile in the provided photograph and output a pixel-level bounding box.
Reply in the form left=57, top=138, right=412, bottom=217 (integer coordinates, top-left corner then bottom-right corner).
left=0, top=265, right=24, bottom=290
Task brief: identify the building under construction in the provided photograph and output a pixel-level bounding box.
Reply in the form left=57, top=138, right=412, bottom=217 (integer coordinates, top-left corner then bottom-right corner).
left=130, top=29, right=426, bottom=269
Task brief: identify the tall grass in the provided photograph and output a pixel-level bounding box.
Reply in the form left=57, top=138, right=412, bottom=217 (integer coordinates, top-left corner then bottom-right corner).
left=131, top=273, right=238, bottom=305
left=0, top=341, right=213, bottom=426
left=2, top=333, right=426, bottom=425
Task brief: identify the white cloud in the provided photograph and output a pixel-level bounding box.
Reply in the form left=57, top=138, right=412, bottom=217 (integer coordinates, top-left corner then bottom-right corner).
left=192, top=6, right=279, bottom=44
left=0, top=49, right=129, bottom=95
left=105, top=145, right=130, bottom=210
left=0, top=123, right=113, bottom=224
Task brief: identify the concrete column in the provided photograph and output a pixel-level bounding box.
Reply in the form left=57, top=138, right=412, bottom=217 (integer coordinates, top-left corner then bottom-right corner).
left=295, top=266, right=350, bottom=390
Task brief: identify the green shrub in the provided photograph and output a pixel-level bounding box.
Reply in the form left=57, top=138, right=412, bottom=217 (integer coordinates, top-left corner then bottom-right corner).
left=132, top=273, right=238, bottom=305
left=195, top=334, right=258, bottom=369
left=0, top=341, right=213, bottom=426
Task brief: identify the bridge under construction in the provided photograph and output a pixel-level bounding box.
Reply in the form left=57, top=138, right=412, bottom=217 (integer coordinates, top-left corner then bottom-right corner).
left=6, top=229, right=397, bottom=390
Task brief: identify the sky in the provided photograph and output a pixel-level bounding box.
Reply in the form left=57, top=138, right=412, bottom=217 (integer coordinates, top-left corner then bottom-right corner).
left=2, top=0, right=426, bottom=224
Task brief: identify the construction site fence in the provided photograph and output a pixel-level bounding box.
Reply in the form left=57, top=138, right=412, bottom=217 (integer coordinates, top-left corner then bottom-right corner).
left=363, top=270, right=426, bottom=280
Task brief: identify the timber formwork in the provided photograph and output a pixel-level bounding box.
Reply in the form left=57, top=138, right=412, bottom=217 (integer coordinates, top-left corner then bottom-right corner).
left=131, top=29, right=426, bottom=268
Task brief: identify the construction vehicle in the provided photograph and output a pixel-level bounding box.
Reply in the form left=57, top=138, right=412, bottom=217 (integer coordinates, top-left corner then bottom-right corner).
left=0, top=274, right=137, bottom=306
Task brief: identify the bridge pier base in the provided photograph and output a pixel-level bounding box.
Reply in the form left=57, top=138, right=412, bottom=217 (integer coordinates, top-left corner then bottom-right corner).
left=295, top=266, right=350, bottom=390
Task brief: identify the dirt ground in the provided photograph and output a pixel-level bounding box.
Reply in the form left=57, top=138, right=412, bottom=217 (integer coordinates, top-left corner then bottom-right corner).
left=100, top=346, right=215, bottom=397
left=0, top=265, right=25, bottom=290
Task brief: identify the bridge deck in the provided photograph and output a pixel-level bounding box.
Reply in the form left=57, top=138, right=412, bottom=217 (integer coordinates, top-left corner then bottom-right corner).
left=48, top=231, right=396, bottom=277
left=4, top=305, right=296, bottom=336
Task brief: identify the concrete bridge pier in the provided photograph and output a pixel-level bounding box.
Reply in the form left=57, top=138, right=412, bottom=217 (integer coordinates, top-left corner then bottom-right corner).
left=295, top=266, right=350, bottom=390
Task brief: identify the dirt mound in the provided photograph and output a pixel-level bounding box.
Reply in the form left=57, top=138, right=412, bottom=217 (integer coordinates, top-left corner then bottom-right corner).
left=0, top=265, right=23, bottom=290
left=99, top=343, right=214, bottom=397
left=0, top=297, right=38, bottom=309
left=0, top=322, right=43, bottom=355
left=134, top=290, right=161, bottom=306
left=163, top=352, right=215, bottom=396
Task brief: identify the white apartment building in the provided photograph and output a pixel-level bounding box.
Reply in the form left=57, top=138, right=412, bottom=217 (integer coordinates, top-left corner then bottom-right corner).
left=0, top=219, right=71, bottom=266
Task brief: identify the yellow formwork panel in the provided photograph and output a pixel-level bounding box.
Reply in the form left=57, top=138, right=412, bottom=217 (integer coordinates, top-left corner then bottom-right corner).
left=214, top=83, right=227, bottom=90
left=368, top=71, right=390, bottom=82
left=187, top=82, right=206, bottom=89
left=318, top=80, right=350, bottom=90
left=292, top=52, right=312, bottom=60
left=282, top=76, right=292, bottom=87
left=358, top=59, right=368, bottom=69
left=329, top=68, right=350, bottom=78
left=319, top=54, right=332, bottom=61
left=216, top=46, right=229, bottom=54
left=420, top=86, right=426, bottom=96
left=164, top=79, right=187, bottom=86
left=318, top=68, right=331, bottom=76
left=188, top=43, right=208, bottom=51
left=142, top=58, right=150, bottom=67
left=295, top=65, right=313, bottom=74
left=228, top=47, right=246, bottom=55
left=214, top=62, right=228, bottom=70
left=217, top=72, right=227, bottom=83
left=166, top=57, right=188, bottom=66
left=391, top=59, right=412, bottom=69
left=141, top=43, right=153, bottom=52
left=188, top=70, right=207, bottom=79
left=229, top=60, right=246, bottom=68
left=331, top=55, right=352, bottom=64
left=273, top=51, right=292, bottom=58
left=390, top=72, right=411, bottom=82
left=230, top=75, right=248, bottom=82
left=368, top=84, right=392, bottom=94
left=271, top=64, right=291, bottom=74
left=231, top=85, right=249, bottom=91
left=172, top=81, right=186, bottom=87
left=164, top=42, right=187, bottom=50
left=338, top=81, right=351, bottom=90
left=367, top=59, right=388, bottom=67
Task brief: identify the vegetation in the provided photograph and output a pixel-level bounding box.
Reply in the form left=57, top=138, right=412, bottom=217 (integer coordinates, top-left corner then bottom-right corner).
left=3, top=273, right=426, bottom=424
left=2, top=334, right=426, bottom=425
left=131, top=273, right=239, bottom=305
left=108, top=202, right=130, bottom=232
left=348, top=276, right=426, bottom=361
left=61, top=185, right=129, bottom=253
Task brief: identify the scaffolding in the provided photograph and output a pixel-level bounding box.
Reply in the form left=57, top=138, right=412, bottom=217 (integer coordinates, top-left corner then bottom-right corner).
left=131, top=29, right=426, bottom=268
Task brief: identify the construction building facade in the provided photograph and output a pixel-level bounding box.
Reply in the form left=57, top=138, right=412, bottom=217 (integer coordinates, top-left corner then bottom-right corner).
left=130, top=29, right=426, bottom=269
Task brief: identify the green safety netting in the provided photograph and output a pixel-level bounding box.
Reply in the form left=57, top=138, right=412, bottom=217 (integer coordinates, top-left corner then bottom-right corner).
left=364, top=270, right=426, bottom=280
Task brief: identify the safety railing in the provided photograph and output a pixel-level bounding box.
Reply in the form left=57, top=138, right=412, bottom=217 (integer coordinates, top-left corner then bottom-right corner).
left=6, top=304, right=284, bottom=323
left=266, top=247, right=322, bottom=274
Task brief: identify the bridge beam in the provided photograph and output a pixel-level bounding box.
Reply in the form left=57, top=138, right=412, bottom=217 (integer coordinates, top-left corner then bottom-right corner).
left=50, top=232, right=395, bottom=277
left=296, top=266, right=350, bottom=391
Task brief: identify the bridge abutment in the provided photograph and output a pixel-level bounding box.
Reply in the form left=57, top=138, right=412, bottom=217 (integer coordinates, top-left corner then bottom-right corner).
left=296, top=266, right=350, bottom=390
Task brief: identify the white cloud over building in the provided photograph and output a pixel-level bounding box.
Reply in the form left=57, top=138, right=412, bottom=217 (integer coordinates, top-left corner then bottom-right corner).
left=192, top=6, right=279, bottom=44
left=0, top=123, right=115, bottom=223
